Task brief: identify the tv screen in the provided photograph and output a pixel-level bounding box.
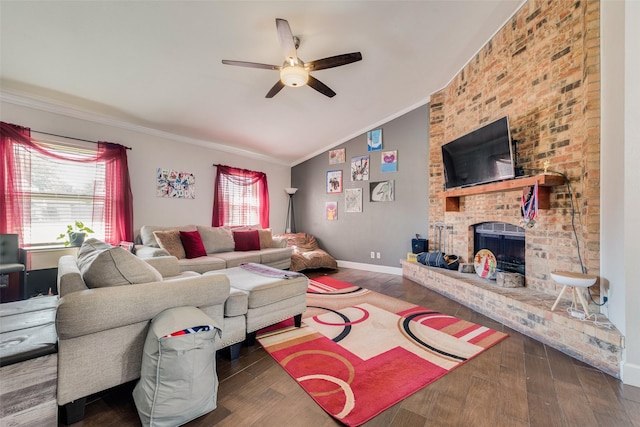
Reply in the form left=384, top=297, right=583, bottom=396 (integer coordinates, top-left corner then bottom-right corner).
left=441, top=116, right=515, bottom=189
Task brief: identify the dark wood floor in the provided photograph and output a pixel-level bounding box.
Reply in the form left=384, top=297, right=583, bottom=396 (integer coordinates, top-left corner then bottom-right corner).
left=67, top=268, right=640, bottom=427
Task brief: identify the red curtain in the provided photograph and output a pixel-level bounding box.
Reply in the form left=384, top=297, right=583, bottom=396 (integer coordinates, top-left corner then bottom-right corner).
left=0, top=121, right=134, bottom=244
left=212, top=165, right=269, bottom=228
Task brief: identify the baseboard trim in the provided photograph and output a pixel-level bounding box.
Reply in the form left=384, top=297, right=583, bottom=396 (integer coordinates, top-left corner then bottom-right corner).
left=336, top=260, right=402, bottom=276
left=622, top=361, right=640, bottom=387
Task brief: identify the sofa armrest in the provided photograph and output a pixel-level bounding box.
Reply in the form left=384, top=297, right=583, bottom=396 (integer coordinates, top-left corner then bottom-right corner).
left=135, top=245, right=169, bottom=258
left=272, top=237, right=288, bottom=248
left=56, top=274, right=230, bottom=340
left=142, top=256, right=181, bottom=278
left=58, top=255, right=88, bottom=297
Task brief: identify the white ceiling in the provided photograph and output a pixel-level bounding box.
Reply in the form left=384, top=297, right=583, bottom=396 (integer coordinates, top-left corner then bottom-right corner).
left=0, top=1, right=523, bottom=166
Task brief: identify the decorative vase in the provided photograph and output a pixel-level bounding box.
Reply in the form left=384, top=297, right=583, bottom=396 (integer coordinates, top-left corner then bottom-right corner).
left=69, top=232, right=86, bottom=247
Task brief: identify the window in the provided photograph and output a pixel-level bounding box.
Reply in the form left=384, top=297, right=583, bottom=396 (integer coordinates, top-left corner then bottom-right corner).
left=1, top=122, right=133, bottom=245
left=212, top=165, right=269, bottom=228
left=14, top=138, right=106, bottom=244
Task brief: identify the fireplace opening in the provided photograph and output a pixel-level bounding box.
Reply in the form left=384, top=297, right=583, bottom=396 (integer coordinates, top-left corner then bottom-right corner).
left=473, top=222, right=525, bottom=275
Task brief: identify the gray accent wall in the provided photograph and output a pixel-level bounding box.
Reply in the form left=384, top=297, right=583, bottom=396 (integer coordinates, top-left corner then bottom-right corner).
left=291, top=104, right=430, bottom=268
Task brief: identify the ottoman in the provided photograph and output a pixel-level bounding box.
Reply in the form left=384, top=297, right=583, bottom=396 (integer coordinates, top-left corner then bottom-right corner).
left=205, top=264, right=308, bottom=342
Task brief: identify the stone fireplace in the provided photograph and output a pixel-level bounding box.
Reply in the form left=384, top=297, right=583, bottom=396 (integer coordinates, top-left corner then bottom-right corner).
left=400, top=0, right=625, bottom=378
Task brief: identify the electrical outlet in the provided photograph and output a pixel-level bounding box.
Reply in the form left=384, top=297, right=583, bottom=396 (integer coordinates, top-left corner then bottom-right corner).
left=570, top=310, right=586, bottom=319
left=370, top=251, right=375, bottom=259
left=376, top=252, right=381, bottom=259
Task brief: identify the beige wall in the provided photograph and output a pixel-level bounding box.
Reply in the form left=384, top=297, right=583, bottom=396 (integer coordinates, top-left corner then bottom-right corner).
left=0, top=100, right=292, bottom=236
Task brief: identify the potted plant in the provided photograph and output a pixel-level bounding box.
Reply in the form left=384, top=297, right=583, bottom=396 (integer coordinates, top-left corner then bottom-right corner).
left=57, top=221, right=94, bottom=247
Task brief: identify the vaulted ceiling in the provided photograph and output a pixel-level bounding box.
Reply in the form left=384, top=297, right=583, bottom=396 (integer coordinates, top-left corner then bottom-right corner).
left=0, top=1, right=523, bottom=165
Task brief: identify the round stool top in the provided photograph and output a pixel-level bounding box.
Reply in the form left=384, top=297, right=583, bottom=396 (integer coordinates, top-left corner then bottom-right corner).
left=550, top=271, right=597, bottom=288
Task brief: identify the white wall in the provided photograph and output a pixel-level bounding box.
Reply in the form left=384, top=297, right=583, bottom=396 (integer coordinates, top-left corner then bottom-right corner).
left=622, top=0, right=640, bottom=387
left=0, top=99, right=292, bottom=236
left=601, top=0, right=640, bottom=387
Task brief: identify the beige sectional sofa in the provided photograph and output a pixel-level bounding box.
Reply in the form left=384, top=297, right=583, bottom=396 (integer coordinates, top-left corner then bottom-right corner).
left=55, top=239, right=246, bottom=424
left=135, top=225, right=292, bottom=273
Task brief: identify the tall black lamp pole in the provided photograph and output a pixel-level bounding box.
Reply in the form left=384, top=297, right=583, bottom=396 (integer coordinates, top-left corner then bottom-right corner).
left=285, top=187, right=298, bottom=233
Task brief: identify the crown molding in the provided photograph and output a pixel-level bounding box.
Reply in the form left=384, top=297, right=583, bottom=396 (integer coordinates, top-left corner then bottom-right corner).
left=0, top=90, right=291, bottom=167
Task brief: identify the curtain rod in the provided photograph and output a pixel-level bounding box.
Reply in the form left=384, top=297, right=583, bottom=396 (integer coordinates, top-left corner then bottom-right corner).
left=32, top=130, right=132, bottom=150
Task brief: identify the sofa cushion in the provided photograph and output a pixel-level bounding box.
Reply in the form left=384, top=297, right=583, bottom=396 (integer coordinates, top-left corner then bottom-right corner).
left=213, top=251, right=261, bottom=268
left=176, top=256, right=227, bottom=274
left=259, top=247, right=293, bottom=265
left=77, top=238, right=162, bottom=288
left=139, top=225, right=196, bottom=248
left=233, top=230, right=260, bottom=251
left=257, top=228, right=274, bottom=249
left=153, top=230, right=185, bottom=259
left=197, top=225, right=235, bottom=253
left=179, top=231, right=207, bottom=259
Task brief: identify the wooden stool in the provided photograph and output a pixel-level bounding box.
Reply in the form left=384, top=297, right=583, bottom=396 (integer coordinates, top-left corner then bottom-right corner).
left=550, top=271, right=597, bottom=314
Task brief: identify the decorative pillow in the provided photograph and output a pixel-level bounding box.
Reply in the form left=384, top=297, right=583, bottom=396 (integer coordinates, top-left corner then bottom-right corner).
left=196, top=225, right=235, bottom=253
left=152, top=230, right=186, bottom=259
left=258, top=228, right=273, bottom=249
left=139, top=225, right=197, bottom=247
left=77, top=238, right=162, bottom=288
left=179, top=230, right=207, bottom=259
left=233, top=229, right=261, bottom=251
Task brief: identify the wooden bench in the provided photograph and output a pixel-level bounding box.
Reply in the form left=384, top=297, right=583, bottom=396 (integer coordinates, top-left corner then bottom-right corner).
left=0, top=296, right=58, bottom=426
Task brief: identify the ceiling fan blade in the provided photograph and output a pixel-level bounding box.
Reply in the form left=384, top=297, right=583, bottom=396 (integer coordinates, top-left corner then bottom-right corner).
left=276, top=18, right=298, bottom=64
left=266, top=80, right=285, bottom=98
left=222, top=60, right=280, bottom=70
left=306, top=52, right=363, bottom=72
left=307, top=75, right=336, bottom=98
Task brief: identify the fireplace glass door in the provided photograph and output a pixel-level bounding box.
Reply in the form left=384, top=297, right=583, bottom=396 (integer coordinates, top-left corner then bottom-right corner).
left=474, top=222, right=525, bottom=275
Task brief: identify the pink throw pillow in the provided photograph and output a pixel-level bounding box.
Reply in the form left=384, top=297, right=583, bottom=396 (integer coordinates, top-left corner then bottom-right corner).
left=179, top=230, right=207, bottom=259
left=233, top=229, right=261, bottom=251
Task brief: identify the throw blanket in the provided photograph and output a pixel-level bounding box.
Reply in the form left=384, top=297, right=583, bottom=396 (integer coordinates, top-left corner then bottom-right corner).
left=239, top=262, right=304, bottom=279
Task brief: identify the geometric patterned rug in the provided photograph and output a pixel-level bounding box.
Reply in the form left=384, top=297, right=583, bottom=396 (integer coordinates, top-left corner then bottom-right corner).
left=257, top=276, right=508, bottom=426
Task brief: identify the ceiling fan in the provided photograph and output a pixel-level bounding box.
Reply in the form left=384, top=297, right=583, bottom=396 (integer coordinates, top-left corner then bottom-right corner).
left=222, top=18, right=362, bottom=98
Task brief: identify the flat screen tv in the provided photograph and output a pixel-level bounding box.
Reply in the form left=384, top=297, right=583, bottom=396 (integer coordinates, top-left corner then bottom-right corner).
left=441, top=116, right=515, bottom=189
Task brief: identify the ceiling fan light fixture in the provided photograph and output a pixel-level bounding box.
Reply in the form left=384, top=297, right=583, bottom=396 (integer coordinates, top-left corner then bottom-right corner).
left=280, top=65, right=308, bottom=87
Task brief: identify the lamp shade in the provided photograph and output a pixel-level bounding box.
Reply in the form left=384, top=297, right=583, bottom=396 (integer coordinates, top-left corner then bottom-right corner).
left=280, top=66, right=308, bottom=87
left=284, top=187, right=298, bottom=195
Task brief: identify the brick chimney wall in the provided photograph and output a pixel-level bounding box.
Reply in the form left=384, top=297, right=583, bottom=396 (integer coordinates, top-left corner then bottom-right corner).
left=429, top=0, right=600, bottom=295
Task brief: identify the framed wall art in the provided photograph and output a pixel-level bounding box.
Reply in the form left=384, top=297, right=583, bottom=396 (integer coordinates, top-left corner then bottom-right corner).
left=381, top=150, right=397, bottom=172
left=350, top=155, right=369, bottom=181
left=367, top=129, right=382, bottom=151
left=329, top=148, right=346, bottom=164
left=345, top=188, right=363, bottom=213
left=326, top=170, right=343, bottom=193
left=326, top=201, right=338, bottom=220
left=370, top=180, right=395, bottom=202
left=156, top=168, right=195, bottom=199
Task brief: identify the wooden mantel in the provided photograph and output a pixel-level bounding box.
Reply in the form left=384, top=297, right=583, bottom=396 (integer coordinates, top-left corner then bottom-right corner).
left=439, top=174, right=565, bottom=212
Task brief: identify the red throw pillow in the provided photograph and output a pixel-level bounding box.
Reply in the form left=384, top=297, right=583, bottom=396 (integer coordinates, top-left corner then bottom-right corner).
left=233, top=229, right=261, bottom=251
left=179, top=230, right=207, bottom=259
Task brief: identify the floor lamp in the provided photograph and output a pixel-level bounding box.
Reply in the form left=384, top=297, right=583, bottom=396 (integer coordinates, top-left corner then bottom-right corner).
left=285, top=187, right=298, bottom=233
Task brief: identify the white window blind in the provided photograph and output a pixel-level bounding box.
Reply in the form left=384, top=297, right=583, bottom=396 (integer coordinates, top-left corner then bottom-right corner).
left=14, top=138, right=106, bottom=245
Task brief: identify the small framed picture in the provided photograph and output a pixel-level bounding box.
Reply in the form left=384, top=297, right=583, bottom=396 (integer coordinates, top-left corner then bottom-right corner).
left=367, top=129, right=382, bottom=152
left=326, top=170, right=343, bottom=193
left=370, top=180, right=395, bottom=202
left=345, top=188, right=363, bottom=213
left=326, top=201, right=338, bottom=220
left=351, top=155, right=369, bottom=181
left=381, top=150, right=397, bottom=172
left=329, top=148, right=346, bottom=164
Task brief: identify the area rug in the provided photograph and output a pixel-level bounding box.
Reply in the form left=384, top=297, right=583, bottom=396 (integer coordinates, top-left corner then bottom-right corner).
left=257, top=276, right=508, bottom=426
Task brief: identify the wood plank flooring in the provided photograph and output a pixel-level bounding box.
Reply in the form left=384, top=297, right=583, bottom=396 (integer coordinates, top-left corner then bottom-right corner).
left=66, top=268, right=640, bottom=427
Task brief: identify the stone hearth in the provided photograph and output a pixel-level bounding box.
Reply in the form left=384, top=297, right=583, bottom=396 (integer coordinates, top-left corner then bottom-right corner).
left=401, top=260, right=623, bottom=378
